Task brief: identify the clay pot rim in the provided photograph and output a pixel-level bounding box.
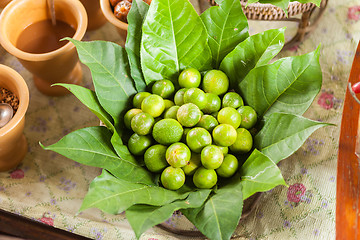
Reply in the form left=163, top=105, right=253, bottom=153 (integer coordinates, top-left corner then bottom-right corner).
left=99, top=0, right=128, bottom=31
left=0, top=64, right=29, bottom=136
left=0, top=0, right=88, bottom=62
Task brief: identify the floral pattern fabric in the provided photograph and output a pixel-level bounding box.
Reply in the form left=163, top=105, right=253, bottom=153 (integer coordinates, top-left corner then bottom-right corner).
left=0, top=0, right=358, bottom=239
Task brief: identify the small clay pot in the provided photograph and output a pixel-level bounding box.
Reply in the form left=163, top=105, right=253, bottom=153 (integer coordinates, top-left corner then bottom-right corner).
left=0, top=0, right=11, bottom=8
left=80, top=0, right=107, bottom=31
left=100, top=0, right=128, bottom=46
left=0, top=0, right=88, bottom=96
left=0, top=64, right=29, bottom=171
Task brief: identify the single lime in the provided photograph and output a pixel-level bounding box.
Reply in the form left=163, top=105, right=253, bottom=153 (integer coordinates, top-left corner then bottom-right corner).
left=166, top=142, right=191, bottom=168
left=201, top=145, right=223, bottom=169
left=216, top=154, right=239, bottom=178
left=196, top=115, right=218, bottom=132
left=218, top=146, right=229, bottom=155
left=203, top=93, right=221, bottom=114
left=164, top=99, right=175, bottom=112
left=237, top=106, right=258, bottom=129
left=124, top=108, right=142, bottom=129
left=222, top=92, right=244, bottom=108
left=164, top=106, right=180, bottom=120
left=193, top=167, right=217, bottom=189
left=131, top=112, right=155, bottom=135
left=202, top=70, right=229, bottom=96
left=212, top=124, right=237, bottom=147
left=152, top=119, right=183, bottom=145
left=182, top=153, right=202, bottom=175
left=144, top=144, right=168, bottom=173
left=177, top=103, right=201, bottom=127
left=229, top=128, right=253, bottom=153
left=174, top=88, right=188, bottom=106
left=128, top=133, right=152, bottom=156
left=183, top=88, right=207, bottom=110
left=178, top=68, right=201, bottom=88
left=152, top=79, right=175, bottom=99
left=161, top=166, right=185, bottom=190
left=186, top=127, right=212, bottom=153
left=133, top=92, right=151, bottom=109
left=217, top=107, right=242, bottom=129
left=141, top=94, right=165, bottom=118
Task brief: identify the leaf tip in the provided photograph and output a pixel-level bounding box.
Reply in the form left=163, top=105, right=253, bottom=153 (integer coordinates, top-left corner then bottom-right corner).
left=39, top=141, right=47, bottom=150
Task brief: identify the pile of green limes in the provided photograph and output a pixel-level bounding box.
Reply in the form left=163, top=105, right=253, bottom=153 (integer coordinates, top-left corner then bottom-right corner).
left=124, top=68, right=257, bottom=190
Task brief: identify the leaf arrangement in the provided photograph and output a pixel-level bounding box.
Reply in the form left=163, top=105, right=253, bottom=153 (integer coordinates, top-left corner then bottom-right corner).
left=41, top=0, right=331, bottom=239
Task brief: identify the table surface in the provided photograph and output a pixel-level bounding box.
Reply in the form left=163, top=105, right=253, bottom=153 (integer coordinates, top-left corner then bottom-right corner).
left=0, top=0, right=359, bottom=239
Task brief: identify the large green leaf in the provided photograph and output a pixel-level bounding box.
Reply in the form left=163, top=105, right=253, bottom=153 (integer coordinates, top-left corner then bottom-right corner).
left=254, top=113, right=332, bottom=163
left=41, top=127, right=154, bottom=185
left=201, top=0, right=249, bottom=68
left=140, top=0, right=212, bottom=85
left=126, top=189, right=211, bottom=239
left=239, top=46, right=321, bottom=117
left=182, top=178, right=243, bottom=240
left=220, top=28, right=285, bottom=89
left=125, top=0, right=149, bottom=92
left=54, top=83, right=114, bottom=132
left=240, top=149, right=287, bottom=200
left=80, top=170, right=190, bottom=214
left=67, top=39, right=137, bottom=122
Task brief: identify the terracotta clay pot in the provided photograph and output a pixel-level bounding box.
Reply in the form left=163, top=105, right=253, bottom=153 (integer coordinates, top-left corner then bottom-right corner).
left=80, top=0, right=107, bottom=31
left=0, top=64, right=29, bottom=171
left=0, top=0, right=88, bottom=96
left=100, top=0, right=128, bottom=46
left=0, top=0, right=11, bottom=8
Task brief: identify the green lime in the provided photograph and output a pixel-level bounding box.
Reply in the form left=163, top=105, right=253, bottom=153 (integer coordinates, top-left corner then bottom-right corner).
left=237, top=106, right=258, bottom=129
left=183, top=88, right=207, bottom=110
left=124, top=108, right=142, bottom=129
left=177, top=103, right=201, bottom=127
left=133, top=92, right=151, bottom=109
left=186, top=127, right=212, bottom=153
left=164, top=106, right=180, bottom=120
left=182, top=128, right=191, bottom=142
left=152, top=119, right=183, bottom=145
left=131, top=112, right=155, bottom=135
left=141, top=94, right=165, bottom=118
left=212, top=124, right=237, bottom=147
left=218, top=146, right=228, bottom=155
left=222, top=92, right=244, bottom=109
left=144, top=144, right=168, bottom=173
left=166, top=142, right=191, bottom=168
left=161, top=166, right=185, bottom=190
left=203, top=93, right=221, bottom=114
left=182, top=153, right=201, bottom=175
left=202, top=70, right=229, bottom=96
left=178, top=68, right=201, bottom=88
left=217, top=107, right=242, bottom=129
left=201, top=145, right=223, bottom=169
left=128, top=133, right=152, bottom=156
left=229, top=128, right=253, bottom=153
left=196, top=115, right=218, bottom=132
left=174, top=88, right=188, bottom=106
left=216, top=154, right=239, bottom=178
left=152, top=79, right=175, bottom=99
left=193, top=167, right=217, bottom=189
left=211, top=111, right=218, bottom=119
left=164, top=99, right=175, bottom=112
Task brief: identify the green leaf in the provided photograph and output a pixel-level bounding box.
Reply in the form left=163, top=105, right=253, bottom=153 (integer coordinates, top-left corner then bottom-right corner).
left=201, top=0, right=249, bottom=68
left=125, top=0, right=149, bottom=92
left=140, top=0, right=212, bottom=85
left=254, top=113, right=332, bottom=163
left=126, top=189, right=211, bottom=239
left=291, top=0, right=321, bottom=7
left=258, top=0, right=289, bottom=13
left=220, top=28, right=285, bottom=89
left=41, top=126, right=154, bottom=185
left=53, top=83, right=114, bottom=132
left=182, top=177, right=243, bottom=240
left=67, top=38, right=137, bottom=122
left=239, top=46, right=321, bottom=117
left=240, top=149, right=287, bottom=200
left=80, top=170, right=190, bottom=214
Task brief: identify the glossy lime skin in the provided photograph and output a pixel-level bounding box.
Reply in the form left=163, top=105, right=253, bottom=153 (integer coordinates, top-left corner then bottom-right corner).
left=174, top=88, right=188, bottom=106
left=182, top=153, right=202, bottom=175
left=217, top=107, right=242, bottom=129
left=183, top=88, right=207, bottom=110
left=133, top=92, right=151, bottom=109
left=237, top=106, right=258, bottom=129
left=201, top=145, right=224, bottom=169
left=141, top=94, right=165, bottom=118
left=152, top=79, right=175, bottom=99
left=222, top=92, right=244, bottom=109
left=218, top=146, right=228, bottom=155
left=177, top=103, right=201, bottom=127
left=193, top=167, right=217, bottom=189
left=202, top=70, right=229, bottom=96
left=124, top=108, right=142, bottom=129
left=144, top=144, right=169, bottom=173
left=131, top=112, right=155, bottom=135
left=164, top=106, right=180, bottom=120
left=196, top=115, right=218, bottom=132
left=128, top=133, right=152, bottom=156
left=178, top=68, right=201, bottom=88
left=229, top=128, right=253, bottom=153
left=152, top=119, right=183, bottom=145
left=161, top=166, right=185, bottom=190
left=166, top=142, right=191, bottom=168
left=186, top=127, right=212, bottom=153
left=212, top=124, right=237, bottom=147
left=203, top=93, right=221, bottom=114
left=164, top=99, right=175, bottom=112
left=216, top=154, right=239, bottom=178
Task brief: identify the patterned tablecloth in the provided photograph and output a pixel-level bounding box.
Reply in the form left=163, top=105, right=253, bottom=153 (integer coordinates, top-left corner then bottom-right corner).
left=0, top=0, right=358, bottom=239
